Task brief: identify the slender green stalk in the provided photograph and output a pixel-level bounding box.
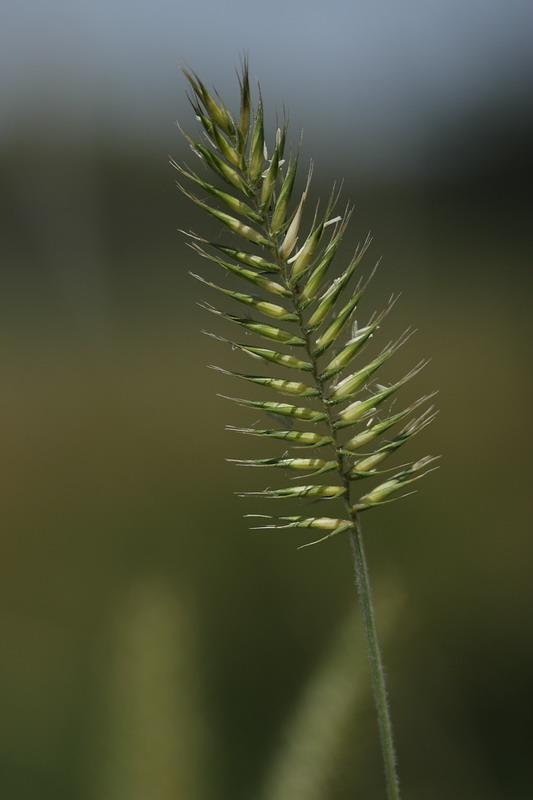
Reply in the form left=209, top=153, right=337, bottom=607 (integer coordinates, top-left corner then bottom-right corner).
left=348, top=522, right=400, bottom=800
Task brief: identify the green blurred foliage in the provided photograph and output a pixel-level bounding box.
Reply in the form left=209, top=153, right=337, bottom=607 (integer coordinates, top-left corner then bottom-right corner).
left=0, top=113, right=532, bottom=800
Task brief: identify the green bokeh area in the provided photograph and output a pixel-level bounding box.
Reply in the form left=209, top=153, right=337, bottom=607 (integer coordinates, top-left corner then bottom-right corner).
left=1, top=112, right=532, bottom=799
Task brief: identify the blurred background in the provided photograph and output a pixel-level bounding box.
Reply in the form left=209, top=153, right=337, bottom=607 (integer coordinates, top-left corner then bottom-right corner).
left=1, top=1, right=533, bottom=798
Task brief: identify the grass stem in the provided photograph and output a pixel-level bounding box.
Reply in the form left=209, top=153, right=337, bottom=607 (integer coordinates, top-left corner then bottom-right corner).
left=348, top=521, right=401, bottom=800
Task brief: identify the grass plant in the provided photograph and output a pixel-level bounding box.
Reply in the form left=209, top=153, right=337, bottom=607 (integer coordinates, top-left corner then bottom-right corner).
left=175, top=58, right=437, bottom=799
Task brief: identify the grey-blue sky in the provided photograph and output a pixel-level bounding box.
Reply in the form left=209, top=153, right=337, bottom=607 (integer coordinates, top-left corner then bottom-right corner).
left=2, top=0, right=532, bottom=174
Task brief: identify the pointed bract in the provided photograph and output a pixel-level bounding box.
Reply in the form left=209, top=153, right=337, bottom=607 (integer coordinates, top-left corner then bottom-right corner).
left=227, top=427, right=333, bottom=448
left=342, top=394, right=437, bottom=450
left=192, top=273, right=296, bottom=321
left=299, top=216, right=353, bottom=306
left=260, top=124, right=287, bottom=209
left=176, top=166, right=260, bottom=221
left=200, top=303, right=306, bottom=346
left=237, top=57, right=251, bottom=151
left=182, top=67, right=236, bottom=136
left=179, top=187, right=270, bottom=246
left=239, top=485, right=346, bottom=499
left=210, top=365, right=319, bottom=398
left=354, top=457, right=439, bottom=510
left=206, top=333, right=313, bottom=371
left=246, top=515, right=353, bottom=541
left=347, top=408, right=438, bottom=479
left=188, top=243, right=288, bottom=296
left=307, top=245, right=371, bottom=329
left=220, top=395, right=327, bottom=422
left=327, top=334, right=411, bottom=405
left=279, top=164, right=313, bottom=260
left=313, top=289, right=366, bottom=355
left=320, top=305, right=393, bottom=380
left=249, top=98, right=265, bottom=183
left=229, top=456, right=337, bottom=473
left=334, top=362, right=428, bottom=430
left=271, top=154, right=299, bottom=233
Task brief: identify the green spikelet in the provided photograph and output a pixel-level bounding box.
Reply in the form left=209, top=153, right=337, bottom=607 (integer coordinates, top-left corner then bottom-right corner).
left=177, top=63, right=437, bottom=542
left=227, top=426, right=333, bottom=448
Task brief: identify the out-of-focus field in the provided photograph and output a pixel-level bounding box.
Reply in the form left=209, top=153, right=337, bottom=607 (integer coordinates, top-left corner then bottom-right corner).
left=1, top=107, right=532, bottom=800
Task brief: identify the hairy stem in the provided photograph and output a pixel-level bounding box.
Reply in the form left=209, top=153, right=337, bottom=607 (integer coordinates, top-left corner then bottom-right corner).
left=347, top=520, right=400, bottom=800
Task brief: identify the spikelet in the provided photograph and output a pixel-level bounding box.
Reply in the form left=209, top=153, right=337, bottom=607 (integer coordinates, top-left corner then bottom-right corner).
left=177, top=61, right=437, bottom=546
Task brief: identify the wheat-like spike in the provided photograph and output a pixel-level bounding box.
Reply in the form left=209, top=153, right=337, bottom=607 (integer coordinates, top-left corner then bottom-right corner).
left=179, top=62, right=436, bottom=529
left=179, top=62, right=438, bottom=800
